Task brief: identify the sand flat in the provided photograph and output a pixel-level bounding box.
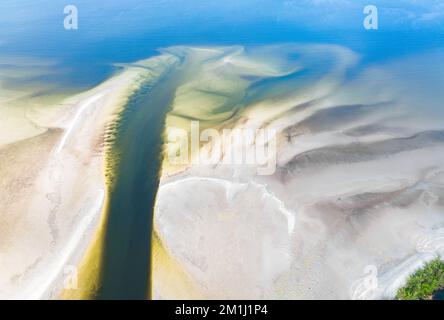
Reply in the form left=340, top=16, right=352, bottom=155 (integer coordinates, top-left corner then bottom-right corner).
left=153, top=45, right=444, bottom=299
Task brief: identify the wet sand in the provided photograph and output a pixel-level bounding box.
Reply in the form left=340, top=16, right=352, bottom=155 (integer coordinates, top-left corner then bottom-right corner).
left=2, top=45, right=444, bottom=300
left=153, top=45, right=444, bottom=299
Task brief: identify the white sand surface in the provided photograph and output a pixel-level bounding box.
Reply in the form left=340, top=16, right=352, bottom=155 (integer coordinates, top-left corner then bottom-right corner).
left=2, top=45, right=443, bottom=300
left=0, top=58, right=164, bottom=299
left=153, top=45, right=444, bottom=299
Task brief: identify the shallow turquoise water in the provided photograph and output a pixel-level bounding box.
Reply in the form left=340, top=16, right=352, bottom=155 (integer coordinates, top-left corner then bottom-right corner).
left=1, top=0, right=443, bottom=300
left=97, top=63, right=181, bottom=299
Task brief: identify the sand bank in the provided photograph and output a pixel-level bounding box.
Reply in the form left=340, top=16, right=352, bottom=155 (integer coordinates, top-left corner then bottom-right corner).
left=153, top=45, right=444, bottom=299
left=0, top=55, right=170, bottom=299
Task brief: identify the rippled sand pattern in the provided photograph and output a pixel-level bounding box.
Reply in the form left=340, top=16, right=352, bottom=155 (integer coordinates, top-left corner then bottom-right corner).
left=153, top=45, right=444, bottom=299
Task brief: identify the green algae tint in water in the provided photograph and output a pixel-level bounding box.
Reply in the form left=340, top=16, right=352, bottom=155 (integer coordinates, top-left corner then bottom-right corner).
left=95, top=66, right=180, bottom=300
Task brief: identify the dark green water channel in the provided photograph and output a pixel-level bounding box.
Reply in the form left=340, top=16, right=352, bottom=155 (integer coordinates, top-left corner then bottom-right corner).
left=94, top=64, right=181, bottom=300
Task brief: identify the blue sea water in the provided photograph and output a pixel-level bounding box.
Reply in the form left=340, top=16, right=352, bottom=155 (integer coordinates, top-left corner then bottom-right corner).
left=0, top=0, right=443, bottom=90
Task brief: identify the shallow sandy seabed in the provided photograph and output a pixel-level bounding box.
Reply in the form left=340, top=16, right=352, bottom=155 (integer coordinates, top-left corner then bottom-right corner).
left=1, top=45, right=444, bottom=299
left=0, top=55, right=176, bottom=298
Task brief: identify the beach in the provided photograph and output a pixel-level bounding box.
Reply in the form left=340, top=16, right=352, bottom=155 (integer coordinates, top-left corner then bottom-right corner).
left=1, top=44, right=444, bottom=300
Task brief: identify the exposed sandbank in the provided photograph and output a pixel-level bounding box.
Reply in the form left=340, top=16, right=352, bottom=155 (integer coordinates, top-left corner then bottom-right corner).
left=152, top=45, right=444, bottom=299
